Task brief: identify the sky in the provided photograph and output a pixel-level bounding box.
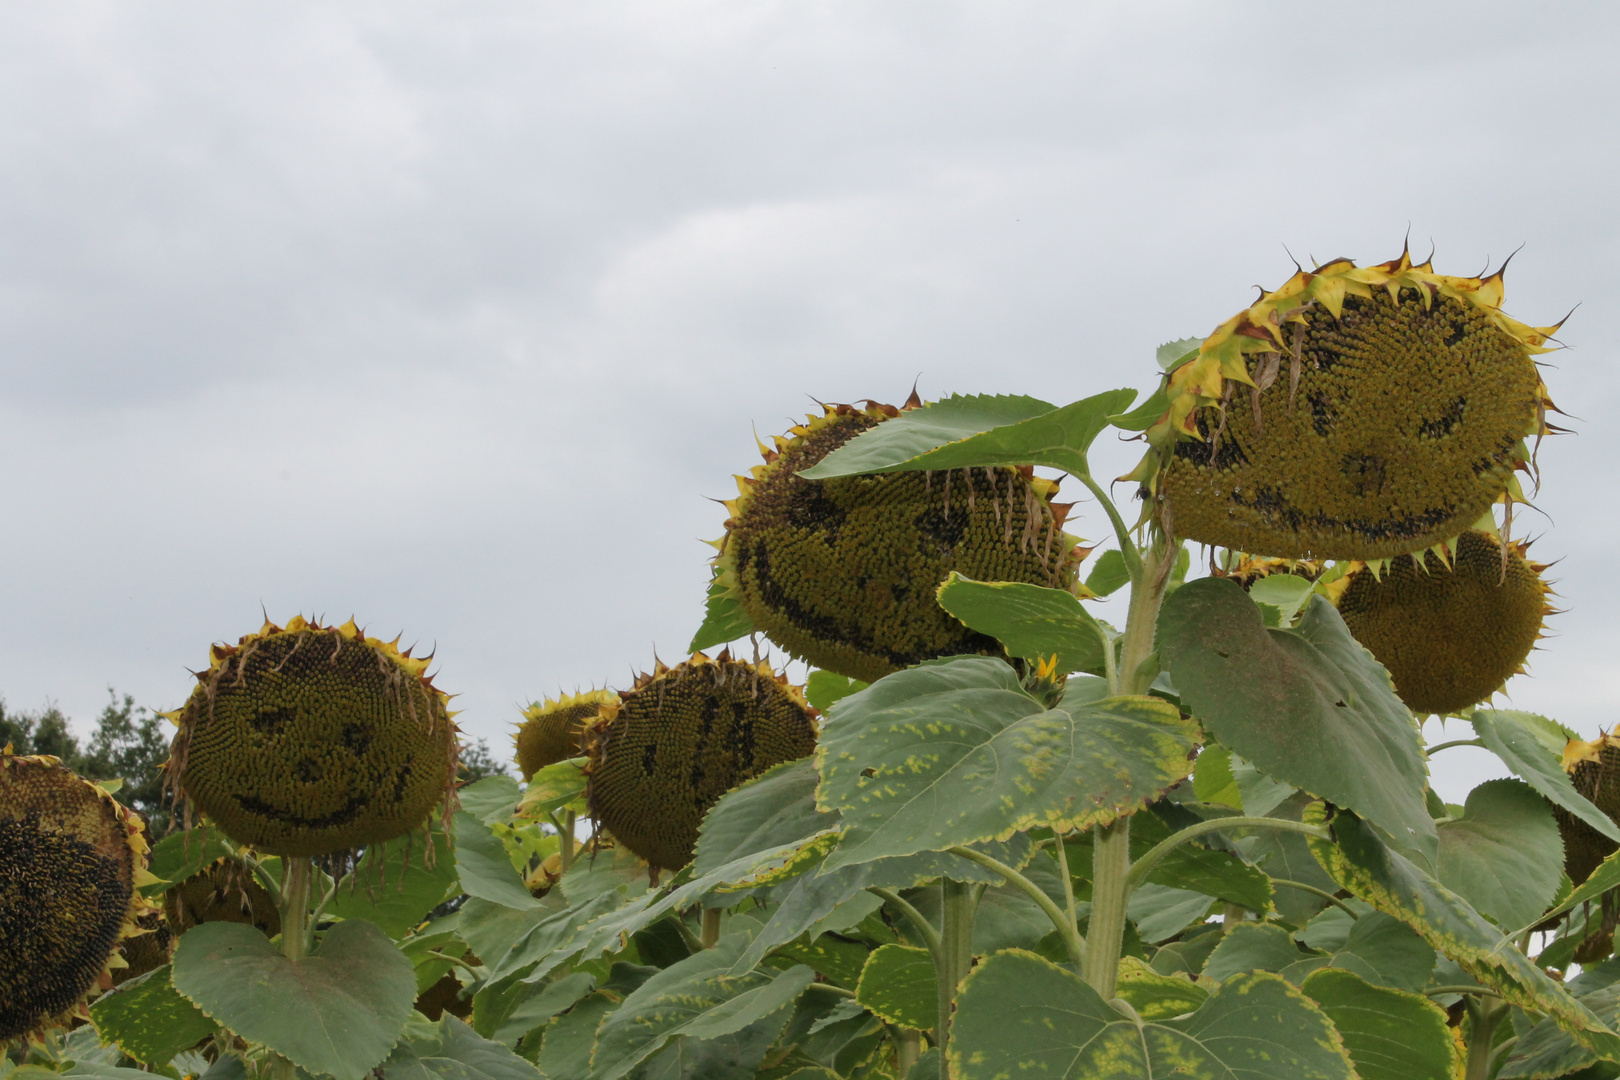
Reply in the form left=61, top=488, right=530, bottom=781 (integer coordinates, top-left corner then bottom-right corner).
left=1, top=3, right=1615, bottom=803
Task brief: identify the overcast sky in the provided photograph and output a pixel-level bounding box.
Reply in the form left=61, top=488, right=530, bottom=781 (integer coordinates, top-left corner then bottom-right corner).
left=1, top=3, right=1615, bottom=801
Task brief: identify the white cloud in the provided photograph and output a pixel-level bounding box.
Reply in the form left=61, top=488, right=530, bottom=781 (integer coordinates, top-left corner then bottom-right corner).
left=0, top=3, right=1615, bottom=804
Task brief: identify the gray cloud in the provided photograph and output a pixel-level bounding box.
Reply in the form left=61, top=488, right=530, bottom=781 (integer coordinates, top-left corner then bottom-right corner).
left=1, top=2, right=1615, bottom=801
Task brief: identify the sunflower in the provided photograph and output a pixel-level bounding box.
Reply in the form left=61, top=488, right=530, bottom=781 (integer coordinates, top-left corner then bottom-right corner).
left=707, top=399, right=1085, bottom=682
left=1129, top=247, right=1561, bottom=561
left=515, top=690, right=619, bottom=781
left=1329, top=530, right=1552, bottom=715
left=1, top=748, right=154, bottom=1041
left=165, top=615, right=459, bottom=857
left=585, top=652, right=817, bottom=872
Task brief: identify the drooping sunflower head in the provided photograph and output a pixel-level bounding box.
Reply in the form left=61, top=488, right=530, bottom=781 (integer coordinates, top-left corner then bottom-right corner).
left=585, top=652, right=818, bottom=872
left=1329, top=529, right=1553, bottom=716
left=1130, top=247, right=1562, bottom=561
left=165, top=615, right=460, bottom=857
left=707, top=398, right=1086, bottom=682
left=1, top=748, right=153, bottom=1042
left=164, top=855, right=282, bottom=938
left=1556, top=734, right=1620, bottom=886
left=112, top=909, right=174, bottom=987
left=514, top=690, right=620, bottom=781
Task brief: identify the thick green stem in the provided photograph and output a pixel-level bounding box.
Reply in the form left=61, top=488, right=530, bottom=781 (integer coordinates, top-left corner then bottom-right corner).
left=700, top=907, right=723, bottom=949
left=561, top=811, right=577, bottom=872
left=1082, top=819, right=1131, bottom=998
left=1125, top=817, right=1330, bottom=894
left=897, top=1027, right=923, bottom=1078
left=281, top=856, right=311, bottom=960
left=1464, top=998, right=1508, bottom=1080
left=936, top=879, right=977, bottom=1080
left=274, top=857, right=313, bottom=1080
left=1117, top=538, right=1175, bottom=696
left=945, top=846, right=1083, bottom=969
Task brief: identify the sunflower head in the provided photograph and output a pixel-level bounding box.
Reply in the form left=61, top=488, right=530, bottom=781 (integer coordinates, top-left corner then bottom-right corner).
left=1330, top=529, right=1553, bottom=715
left=164, top=855, right=282, bottom=938
left=165, top=615, right=460, bottom=858
left=1129, top=247, right=1562, bottom=561
left=708, top=398, right=1086, bottom=682
left=1555, top=734, right=1620, bottom=887
left=515, top=690, right=620, bottom=781
left=1, top=748, right=154, bottom=1042
left=585, top=652, right=818, bottom=872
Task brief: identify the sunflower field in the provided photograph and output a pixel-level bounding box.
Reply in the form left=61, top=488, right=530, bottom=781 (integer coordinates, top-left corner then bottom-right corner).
left=8, top=247, right=1617, bottom=1080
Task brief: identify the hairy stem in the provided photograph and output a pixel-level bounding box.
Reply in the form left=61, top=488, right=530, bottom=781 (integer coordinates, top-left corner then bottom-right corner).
left=897, top=1027, right=923, bottom=1078
left=945, top=846, right=1083, bottom=969
left=1125, top=817, right=1330, bottom=894
left=1464, top=998, right=1509, bottom=1080
left=1119, top=536, right=1176, bottom=696
left=1082, top=819, right=1131, bottom=998
left=274, top=857, right=313, bottom=1080
left=936, top=879, right=977, bottom=1079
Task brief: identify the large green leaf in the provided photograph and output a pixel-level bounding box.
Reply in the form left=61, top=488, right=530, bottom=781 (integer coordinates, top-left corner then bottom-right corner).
left=1472, top=710, right=1620, bottom=845
left=475, top=972, right=596, bottom=1047
left=632, top=1010, right=795, bottom=1080
left=800, top=389, right=1136, bottom=479
left=380, top=1015, right=541, bottom=1080
left=89, top=966, right=214, bottom=1067
left=856, top=945, right=937, bottom=1030
left=1307, top=804, right=1620, bottom=1061
left=460, top=776, right=524, bottom=825
left=1300, top=968, right=1460, bottom=1080
left=1437, top=778, right=1563, bottom=930
left=329, top=826, right=459, bottom=938
left=797, top=393, right=1059, bottom=478
left=692, top=759, right=830, bottom=878
left=816, top=656, right=1196, bottom=871
left=531, top=992, right=618, bottom=1075
left=1202, top=916, right=1434, bottom=992
left=688, top=578, right=758, bottom=653
left=1128, top=884, right=1216, bottom=943
left=935, top=574, right=1108, bottom=675
left=455, top=811, right=541, bottom=911
left=1501, top=983, right=1620, bottom=1079
left=1158, top=580, right=1436, bottom=865
left=949, top=950, right=1356, bottom=1079
left=1114, top=957, right=1208, bottom=1020
left=589, top=933, right=814, bottom=1080
left=170, top=920, right=415, bottom=1079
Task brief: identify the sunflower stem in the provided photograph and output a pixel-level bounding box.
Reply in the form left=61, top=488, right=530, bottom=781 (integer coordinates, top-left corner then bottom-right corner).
left=897, top=1028, right=923, bottom=1078
left=1082, top=818, right=1131, bottom=999
left=700, top=907, right=723, bottom=949
left=273, top=857, right=313, bottom=1080
left=281, top=856, right=311, bottom=961
left=561, top=811, right=577, bottom=872
left=936, top=879, right=977, bottom=1079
